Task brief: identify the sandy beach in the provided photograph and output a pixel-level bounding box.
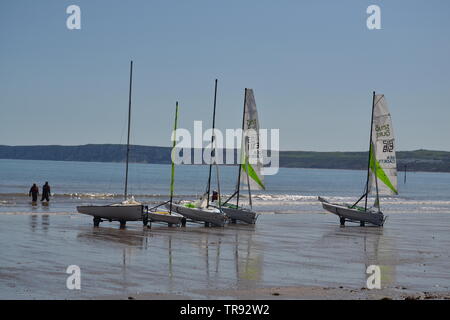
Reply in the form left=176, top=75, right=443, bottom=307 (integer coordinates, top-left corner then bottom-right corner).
left=1, top=211, right=449, bottom=300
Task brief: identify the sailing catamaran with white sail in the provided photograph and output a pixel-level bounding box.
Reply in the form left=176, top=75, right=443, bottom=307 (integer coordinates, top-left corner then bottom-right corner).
left=319, top=92, right=398, bottom=226
left=77, top=61, right=144, bottom=228
left=165, top=79, right=227, bottom=227
left=221, top=89, right=264, bottom=224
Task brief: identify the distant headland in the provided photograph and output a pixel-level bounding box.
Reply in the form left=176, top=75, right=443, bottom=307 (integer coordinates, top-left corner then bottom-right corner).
left=0, top=145, right=449, bottom=173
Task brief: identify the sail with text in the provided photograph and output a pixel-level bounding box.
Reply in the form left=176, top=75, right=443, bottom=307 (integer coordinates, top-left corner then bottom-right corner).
left=368, top=94, right=398, bottom=196
left=240, top=89, right=265, bottom=191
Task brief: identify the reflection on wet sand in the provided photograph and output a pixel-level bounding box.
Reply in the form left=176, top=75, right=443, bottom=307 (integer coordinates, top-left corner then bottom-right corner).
left=3, top=213, right=449, bottom=299
left=235, top=232, right=263, bottom=289
left=74, top=222, right=264, bottom=293
left=320, top=225, right=396, bottom=288
left=29, top=215, right=50, bottom=233
left=76, top=226, right=150, bottom=248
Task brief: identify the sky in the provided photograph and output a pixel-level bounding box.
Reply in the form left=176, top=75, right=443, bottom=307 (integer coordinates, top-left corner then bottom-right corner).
left=0, top=0, right=449, bottom=151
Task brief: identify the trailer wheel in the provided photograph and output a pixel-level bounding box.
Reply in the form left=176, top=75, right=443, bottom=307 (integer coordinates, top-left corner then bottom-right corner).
left=119, top=220, right=126, bottom=228
left=360, top=221, right=365, bottom=227
left=231, top=219, right=237, bottom=224
left=339, top=217, right=345, bottom=226
left=93, top=217, right=101, bottom=227
left=143, top=215, right=148, bottom=226
left=181, top=218, right=187, bottom=227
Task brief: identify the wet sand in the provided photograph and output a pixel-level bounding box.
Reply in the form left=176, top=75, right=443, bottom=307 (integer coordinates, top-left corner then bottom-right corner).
left=1, top=212, right=449, bottom=299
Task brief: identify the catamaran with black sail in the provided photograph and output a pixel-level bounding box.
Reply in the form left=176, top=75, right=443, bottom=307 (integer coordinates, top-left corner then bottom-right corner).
left=77, top=61, right=145, bottom=228
left=318, top=92, right=398, bottom=226
left=221, top=88, right=264, bottom=224
left=165, top=79, right=227, bottom=227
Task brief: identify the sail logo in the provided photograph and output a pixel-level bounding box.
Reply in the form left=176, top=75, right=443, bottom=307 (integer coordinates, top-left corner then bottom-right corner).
left=375, top=124, right=390, bottom=138
left=382, top=140, right=394, bottom=153
left=171, top=121, right=279, bottom=175
left=379, top=156, right=396, bottom=164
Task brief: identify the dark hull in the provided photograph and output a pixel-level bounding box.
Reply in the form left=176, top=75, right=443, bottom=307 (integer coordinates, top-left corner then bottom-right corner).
left=221, top=207, right=258, bottom=224
left=318, top=197, right=385, bottom=226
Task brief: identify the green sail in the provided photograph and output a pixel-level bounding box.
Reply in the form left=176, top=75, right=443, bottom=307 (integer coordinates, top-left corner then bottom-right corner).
left=369, top=145, right=398, bottom=195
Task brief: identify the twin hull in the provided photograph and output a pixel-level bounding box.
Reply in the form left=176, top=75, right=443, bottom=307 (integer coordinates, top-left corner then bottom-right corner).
left=221, top=207, right=259, bottom=224
left=165, top=203, right=227, bottom=227
left=77, top=204, right=143, bottom=221
left=320, top=200, right=385, bottom=226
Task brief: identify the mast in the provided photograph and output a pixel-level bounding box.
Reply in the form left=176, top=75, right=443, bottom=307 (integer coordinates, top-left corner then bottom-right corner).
left=124, top=60, right=133, bottom=200
left=236, top=88, right=247, bottom=207
left=169, top=101, right=179, bottom=214
left=206, top=79, right=218, bottom=207
left=364, top=91, right=376, bottom=211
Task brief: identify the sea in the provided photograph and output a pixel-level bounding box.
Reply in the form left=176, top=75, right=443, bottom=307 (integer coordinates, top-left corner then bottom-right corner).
left=1, top=158, right=450, bottom=215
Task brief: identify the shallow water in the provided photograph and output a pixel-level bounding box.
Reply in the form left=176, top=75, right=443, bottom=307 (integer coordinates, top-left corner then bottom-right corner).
left=1, top=159, right=450, bottom=215
left=1, top=213, right=449, bottom=299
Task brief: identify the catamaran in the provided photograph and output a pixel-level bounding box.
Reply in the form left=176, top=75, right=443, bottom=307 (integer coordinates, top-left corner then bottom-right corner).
left=165, top=79, right=227, bottom=227
left=145, top=102, right=185, bottom=227
left=319, top=92, right=398, bottom=227
left=77, top=61, right=145, bottom=228
left=221, top=88, right=264, bottom=224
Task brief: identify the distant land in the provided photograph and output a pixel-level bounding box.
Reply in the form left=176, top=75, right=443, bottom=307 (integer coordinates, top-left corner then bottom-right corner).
left=1, top=144, right=449, bottom=173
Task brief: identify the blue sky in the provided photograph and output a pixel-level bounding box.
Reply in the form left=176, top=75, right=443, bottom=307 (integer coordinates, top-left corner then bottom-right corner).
left=1, top=0, right=449, bottom=151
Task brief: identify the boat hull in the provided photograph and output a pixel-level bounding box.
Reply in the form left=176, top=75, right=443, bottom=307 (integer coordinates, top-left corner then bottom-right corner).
left=165, top=203, right=227, bottom=227
left=147, top=211, right=184, bottom=225
left=221, top=207, right=259, bottom=224
left=318, top=197, right=385, bottom=226
left=77, top=204, right=143, bottom=221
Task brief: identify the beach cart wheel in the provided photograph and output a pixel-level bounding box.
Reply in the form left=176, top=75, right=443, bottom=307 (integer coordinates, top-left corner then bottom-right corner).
left=93, top=217, right=101, bottom=227
left=339, top=217, right=345, bottom=226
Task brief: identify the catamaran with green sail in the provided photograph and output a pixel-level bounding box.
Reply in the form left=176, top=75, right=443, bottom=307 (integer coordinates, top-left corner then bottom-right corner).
left=221, top=88, right=264, bottom=224
left=145, top=101, right=185, bottom=227
left=319, top=92, right=398, bottom=226
left=164, top=79, right=227, bottom=227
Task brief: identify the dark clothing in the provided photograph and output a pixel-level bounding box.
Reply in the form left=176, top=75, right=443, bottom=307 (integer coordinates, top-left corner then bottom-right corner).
left=41, top=183, right=51, bottom=202
left=29, top=185, right=39, bottom=202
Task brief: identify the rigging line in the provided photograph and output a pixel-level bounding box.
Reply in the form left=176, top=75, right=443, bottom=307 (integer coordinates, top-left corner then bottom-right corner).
left=124, top=60, right=133, bottom=200
left=364, top=91, right=376, bottom=212
left=206, top=79, right=218, bottom=207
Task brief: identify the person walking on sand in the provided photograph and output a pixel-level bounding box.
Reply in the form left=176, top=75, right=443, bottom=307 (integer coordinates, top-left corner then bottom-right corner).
left=41, top=181, right=51, bottom=202
left=29, top=183, right=39, bottom=202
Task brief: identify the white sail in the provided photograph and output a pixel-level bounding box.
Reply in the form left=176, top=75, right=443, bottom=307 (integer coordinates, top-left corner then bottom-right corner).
left=240, top=89, right=265, bottom=190
left=368, top=94, right=398, bottom=196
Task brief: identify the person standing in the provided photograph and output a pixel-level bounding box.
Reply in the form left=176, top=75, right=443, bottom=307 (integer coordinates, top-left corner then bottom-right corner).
left=29, top=183, right=39, bottom=202
left=41, top=181, right=51, bottom=202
